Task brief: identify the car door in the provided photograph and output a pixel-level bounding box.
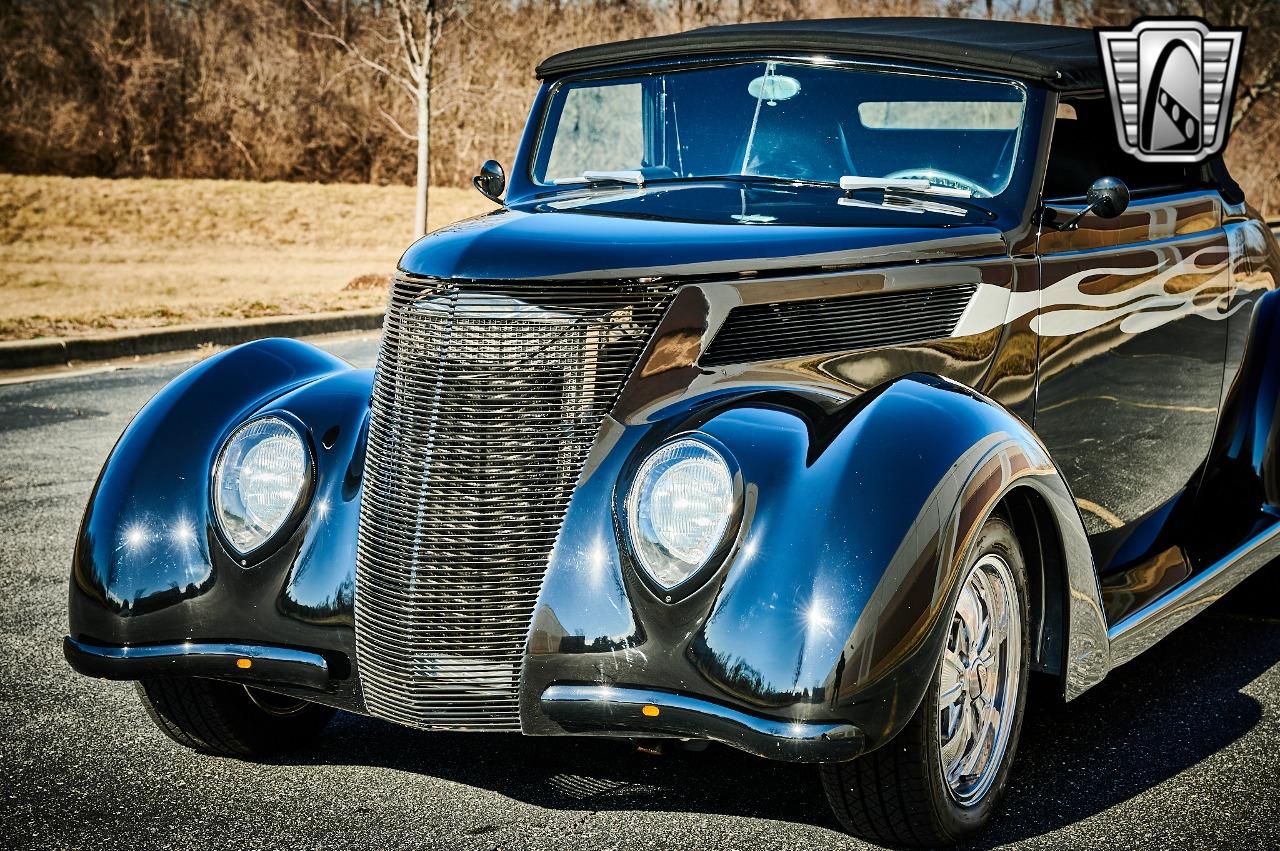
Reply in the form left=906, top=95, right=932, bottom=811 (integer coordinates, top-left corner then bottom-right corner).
left=1033, top=98, right=1230, bottom=576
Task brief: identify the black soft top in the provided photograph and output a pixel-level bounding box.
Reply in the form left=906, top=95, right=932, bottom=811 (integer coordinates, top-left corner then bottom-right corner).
left=537, top=17, right=1103, bottom=92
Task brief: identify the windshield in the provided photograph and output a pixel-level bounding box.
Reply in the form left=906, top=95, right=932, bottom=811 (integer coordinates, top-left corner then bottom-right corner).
left=533, top=61, right=1026, bottom=198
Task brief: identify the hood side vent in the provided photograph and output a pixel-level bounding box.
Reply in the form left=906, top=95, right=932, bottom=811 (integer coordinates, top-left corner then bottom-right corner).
left=701, top=283, right=978, bottom=367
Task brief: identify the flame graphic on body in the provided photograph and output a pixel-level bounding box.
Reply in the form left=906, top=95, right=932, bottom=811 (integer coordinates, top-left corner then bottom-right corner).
left=952, top=246, right=1241, bottom=339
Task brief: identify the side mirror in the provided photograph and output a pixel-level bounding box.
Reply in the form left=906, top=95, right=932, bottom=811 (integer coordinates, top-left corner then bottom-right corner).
left=1054, top=176, right=1130, bottom=230
left=472, top=160, right=506, bottom=203
left=1086, top=176, right=1130, bottom=219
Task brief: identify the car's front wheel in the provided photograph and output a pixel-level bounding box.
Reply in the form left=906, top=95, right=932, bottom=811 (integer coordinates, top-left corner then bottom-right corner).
left=820, top=514, right=1029, bottom=847
left=136, top=676, right=336, bottom=757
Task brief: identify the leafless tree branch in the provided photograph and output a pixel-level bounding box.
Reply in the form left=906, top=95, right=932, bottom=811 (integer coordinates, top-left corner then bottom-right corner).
left=378, top=106, right=419, bottom=142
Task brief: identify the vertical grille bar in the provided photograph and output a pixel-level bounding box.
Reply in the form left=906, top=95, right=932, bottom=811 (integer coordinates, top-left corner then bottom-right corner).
left=354, top=273, right=673, bottom=730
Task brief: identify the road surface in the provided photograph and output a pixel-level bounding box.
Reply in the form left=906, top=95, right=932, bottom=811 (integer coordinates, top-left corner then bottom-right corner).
left=1, top=333, right=1277, bottom=850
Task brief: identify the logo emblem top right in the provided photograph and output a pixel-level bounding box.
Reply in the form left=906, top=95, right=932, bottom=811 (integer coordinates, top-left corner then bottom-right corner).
left=1097, top=18, right=1246, bottom=163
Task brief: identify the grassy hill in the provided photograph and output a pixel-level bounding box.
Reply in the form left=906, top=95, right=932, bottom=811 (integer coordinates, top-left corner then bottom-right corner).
left=0, top=175, right=492, bottom=340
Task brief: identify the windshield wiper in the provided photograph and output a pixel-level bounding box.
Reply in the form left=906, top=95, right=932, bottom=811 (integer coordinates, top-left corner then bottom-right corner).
left=553, top=169, right=646, bottom=187
left=838, top=194, right=968, bottom=218
left=839, top=175, right=972, bottom=199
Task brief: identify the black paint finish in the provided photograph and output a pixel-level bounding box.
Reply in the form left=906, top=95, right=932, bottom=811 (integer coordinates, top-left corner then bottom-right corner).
left=64, top=51, right=1280, bottom=764
left=68, top=338, right=370, bottom=710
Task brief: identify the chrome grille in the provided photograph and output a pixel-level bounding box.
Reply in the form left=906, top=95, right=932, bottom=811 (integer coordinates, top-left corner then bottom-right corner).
left=355, top=273, right=673, bottom=730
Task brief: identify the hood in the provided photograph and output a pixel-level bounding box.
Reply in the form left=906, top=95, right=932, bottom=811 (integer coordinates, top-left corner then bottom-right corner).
left=399, top=182, right=1008, bottom=282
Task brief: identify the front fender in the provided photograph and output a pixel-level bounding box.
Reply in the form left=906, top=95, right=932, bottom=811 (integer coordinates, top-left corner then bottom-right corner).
left=67, top=338, right=371, bottom=709
left=524, top=374, right=1108, bottom=754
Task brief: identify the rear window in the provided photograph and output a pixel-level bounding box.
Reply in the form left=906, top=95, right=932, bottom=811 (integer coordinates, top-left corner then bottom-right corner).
left=858, top=101, right=1023, bottom=130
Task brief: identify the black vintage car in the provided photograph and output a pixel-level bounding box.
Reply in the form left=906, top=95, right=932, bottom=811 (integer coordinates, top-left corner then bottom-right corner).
left=65, top=17, right=1279, bottom=846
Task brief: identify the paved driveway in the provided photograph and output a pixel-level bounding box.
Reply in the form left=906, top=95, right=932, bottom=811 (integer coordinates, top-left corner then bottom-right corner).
left=1, top=334, right=1277, bottom=850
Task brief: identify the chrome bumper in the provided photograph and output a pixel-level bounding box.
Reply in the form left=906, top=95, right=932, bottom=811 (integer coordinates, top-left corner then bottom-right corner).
left=540, top=685, right=865, bottom=763
left=63, top=637, right=331, bottom=691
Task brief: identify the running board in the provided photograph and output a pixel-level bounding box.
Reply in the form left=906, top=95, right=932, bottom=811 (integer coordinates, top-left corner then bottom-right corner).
left=1107, top=522, right=1280, bottom=667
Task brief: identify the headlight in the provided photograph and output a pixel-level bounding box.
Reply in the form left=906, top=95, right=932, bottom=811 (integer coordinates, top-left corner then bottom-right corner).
left=213, top=415, right=310, bottom=557
left=624, top=437, right=737, bottom=593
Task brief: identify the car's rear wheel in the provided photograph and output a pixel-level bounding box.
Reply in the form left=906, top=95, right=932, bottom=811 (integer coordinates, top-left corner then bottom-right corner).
left=136, top=676, right=335, bottom=757
left=820, top=514, right=1029, bottom=847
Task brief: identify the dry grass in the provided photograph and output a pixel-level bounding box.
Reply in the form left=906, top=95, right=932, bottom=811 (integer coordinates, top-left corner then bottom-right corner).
left=0, top=174, right=493, bottom=340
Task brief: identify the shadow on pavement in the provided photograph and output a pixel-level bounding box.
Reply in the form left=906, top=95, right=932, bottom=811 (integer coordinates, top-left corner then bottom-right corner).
left=280, top=572, right=1280, bottom=844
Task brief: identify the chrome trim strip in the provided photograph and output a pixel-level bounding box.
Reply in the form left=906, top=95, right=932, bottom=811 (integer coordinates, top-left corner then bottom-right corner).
left=1106, top=521, right=1280, bottom=667
left=540, top=684, right=864, bottom=763
left=63, top=637, right=330, bottom=690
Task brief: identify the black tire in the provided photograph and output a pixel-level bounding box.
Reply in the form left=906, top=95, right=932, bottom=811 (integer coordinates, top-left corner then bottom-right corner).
left=820, top=515, right=1030, bottom=847
left=136, top=676, right=336, bottom=758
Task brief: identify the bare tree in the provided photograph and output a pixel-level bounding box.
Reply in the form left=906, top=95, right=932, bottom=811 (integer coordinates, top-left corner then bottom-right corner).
left=305, top=0, right=445, bottom=237
left=3, top=0, right=1278, bottom=218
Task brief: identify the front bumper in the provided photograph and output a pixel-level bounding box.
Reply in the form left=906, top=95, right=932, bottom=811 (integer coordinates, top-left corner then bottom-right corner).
left=63, top=637, right=331, bottom=692
left=540, top=685, right=864, bottom=763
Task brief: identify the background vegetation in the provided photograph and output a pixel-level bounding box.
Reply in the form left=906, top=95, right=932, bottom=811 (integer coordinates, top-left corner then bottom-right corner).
left=0, top=174, right=488, bottom=338
left=0, top=1, right=1276, bottom=342
left=2, top=0, right=1277, bottom=212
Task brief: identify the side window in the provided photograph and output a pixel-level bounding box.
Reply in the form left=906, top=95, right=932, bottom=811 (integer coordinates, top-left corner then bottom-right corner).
left=543, top=82, right=645, bottom=182
left=1043, top=97, right=1205, bottom=200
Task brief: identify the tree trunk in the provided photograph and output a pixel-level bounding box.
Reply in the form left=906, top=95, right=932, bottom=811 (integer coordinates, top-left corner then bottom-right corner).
left=414, top=70, right=429, bottom=238
left=412, top=4, right=435, bottom=239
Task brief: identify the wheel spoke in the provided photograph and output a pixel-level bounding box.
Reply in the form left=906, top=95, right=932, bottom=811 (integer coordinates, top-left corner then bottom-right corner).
left=980, top=660, right=999, bottom=704
left=971, top=574, right=992, bottom=653
left=977, top=600, right=1007, bottom=660
left=958, top=701, right=990, bottom=778
left=942, top=704, right=972, bottom=784
left=939, top=701, right=961, bottom=744
left=939, top=680, right=964, bottom=704
left=955, top=585, right=981, bottom=655
left=945, top=749, right=965, bottom=786
left=942, top=648, right=965, bottom=681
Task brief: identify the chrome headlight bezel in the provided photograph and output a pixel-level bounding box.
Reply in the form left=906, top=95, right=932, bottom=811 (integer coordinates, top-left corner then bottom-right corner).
left=619, top=433, right=743, bottom=603
left=210, top=412, right=315, bottom=565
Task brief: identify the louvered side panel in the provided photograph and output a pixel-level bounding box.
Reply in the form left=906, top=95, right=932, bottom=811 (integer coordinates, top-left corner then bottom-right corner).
left=701, top=284, right=978, bottom=367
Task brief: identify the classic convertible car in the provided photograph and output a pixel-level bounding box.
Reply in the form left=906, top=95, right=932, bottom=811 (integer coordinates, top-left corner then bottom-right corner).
left=65, top=17, right=1279, bottom=846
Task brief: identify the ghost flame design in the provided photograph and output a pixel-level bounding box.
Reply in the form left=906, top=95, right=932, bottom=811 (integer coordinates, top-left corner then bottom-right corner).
left=951, top=245, right=1242, bottom=339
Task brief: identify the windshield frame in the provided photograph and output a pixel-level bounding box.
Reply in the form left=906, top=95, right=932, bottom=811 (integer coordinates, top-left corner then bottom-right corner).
left=526, top=54, right=1032, bottom=200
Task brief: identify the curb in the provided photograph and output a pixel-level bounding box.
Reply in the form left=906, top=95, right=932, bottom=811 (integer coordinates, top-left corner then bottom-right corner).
left=4, top=224, right=1278, bottom=371
left=0, top=309, right=384, bottom=371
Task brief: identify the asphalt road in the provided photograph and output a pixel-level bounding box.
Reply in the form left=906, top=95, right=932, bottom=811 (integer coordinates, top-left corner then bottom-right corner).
left=1, top=333, right=1278, bottom=850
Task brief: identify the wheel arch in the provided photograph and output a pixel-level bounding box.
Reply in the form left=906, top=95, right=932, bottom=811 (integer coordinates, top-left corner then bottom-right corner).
left=66, top=338, right=371, bottom=711
left=999, top=485, right=1066, bottom=678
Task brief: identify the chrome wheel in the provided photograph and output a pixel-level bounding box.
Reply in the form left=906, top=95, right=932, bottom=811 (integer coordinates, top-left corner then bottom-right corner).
left=937, top=552, right=1022, bottom=806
